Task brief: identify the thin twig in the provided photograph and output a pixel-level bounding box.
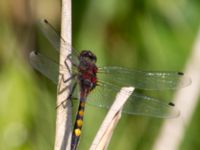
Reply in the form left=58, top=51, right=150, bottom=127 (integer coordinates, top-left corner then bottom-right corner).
left=90, top=87, right=135, bottom=150
left=153, top=29, right=200, bottom=150
left=54, top=0, right=72, bottom=150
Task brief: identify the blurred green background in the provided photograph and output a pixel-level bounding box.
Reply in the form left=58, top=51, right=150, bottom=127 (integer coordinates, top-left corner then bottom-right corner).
left=0, top=0, right=200, bottom=150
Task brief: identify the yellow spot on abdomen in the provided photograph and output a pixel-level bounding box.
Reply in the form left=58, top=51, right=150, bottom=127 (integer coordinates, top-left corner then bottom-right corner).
left=74, top=129, right=81, bottom=136
left=76, top=119, right=83, bottom=127
left=80, top=102, right=85, bottom=107
left=78, top=110, right=84, bottom=117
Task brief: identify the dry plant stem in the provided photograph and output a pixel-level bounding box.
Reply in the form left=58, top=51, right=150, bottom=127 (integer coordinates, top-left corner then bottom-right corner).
left=153, top=29, right=200, bottom=150
left=54, top=0, right=72, bottom=150
left=90, top=87, right=135, bottom=150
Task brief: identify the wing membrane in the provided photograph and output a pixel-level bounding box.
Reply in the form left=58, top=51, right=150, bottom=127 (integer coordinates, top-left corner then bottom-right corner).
left=39, top=19, right=61, bottom=51
left=87, top=81, right=180, bottom=118
left=98, top=66, right=191, bottom=90
left=39, top=19, right=79, bottom=57
left=29, top=51, right=78, bottom=84
left=29, top=51, right=58, bottom=84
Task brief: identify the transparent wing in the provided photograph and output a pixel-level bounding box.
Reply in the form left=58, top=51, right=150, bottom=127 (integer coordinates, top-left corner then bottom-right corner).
left=98, top=66, right=191, bottom=90
left=29, top=51, right=79, bottom=83
left=123, top=93, right=179, bottom=118
left=39, top=19, right=61, bottom=51
left=39, top=19, right=79, bottom=57
left=29, top=51, right=58, bottom=84
left=87, top=81, right=180, bottom=118
left=29, top=51, right=79, bottom=97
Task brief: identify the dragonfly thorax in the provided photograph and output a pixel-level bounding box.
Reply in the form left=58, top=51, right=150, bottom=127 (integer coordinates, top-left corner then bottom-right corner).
left=78, top=50, right=98, bottom=93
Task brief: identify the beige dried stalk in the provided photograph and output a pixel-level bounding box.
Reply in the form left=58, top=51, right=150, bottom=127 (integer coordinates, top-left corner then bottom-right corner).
left=90, top=87, right=134, bottom=150
left=54, top=0, right=72, bottom=150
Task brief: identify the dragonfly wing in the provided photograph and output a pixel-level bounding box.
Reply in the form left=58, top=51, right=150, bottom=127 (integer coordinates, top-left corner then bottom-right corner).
left=87, top=82, right=118, bottom=109
left=29, top=51, right=58, bottom=84
left=87, top=81, right=180, bottom=118
left=122, top=92, right=180, bottom=118
left=29, top=51, right=78, bottom=88
left=39, top=19, right=61, bottom=51
left=39, top=19, right=80, bottom=59
left=98, top=66, right=191, bottom=90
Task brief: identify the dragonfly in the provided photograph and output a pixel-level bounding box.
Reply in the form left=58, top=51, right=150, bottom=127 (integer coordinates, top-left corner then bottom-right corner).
left=29, top=19, right=191, bottom=150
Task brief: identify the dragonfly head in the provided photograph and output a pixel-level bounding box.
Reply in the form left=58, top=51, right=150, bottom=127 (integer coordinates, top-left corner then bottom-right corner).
left=79, top=50, right=97, bottom=64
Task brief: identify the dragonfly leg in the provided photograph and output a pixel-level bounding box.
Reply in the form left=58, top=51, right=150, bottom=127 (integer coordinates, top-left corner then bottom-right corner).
left=57, top=73, right=77, bottom=94
left=56, top=82, right=77, bottom=109
left=64, top=54, right=78, bottom=74
left=67, top=83, right=78, bottom=109
left=63, top=73, right=77, bottom=83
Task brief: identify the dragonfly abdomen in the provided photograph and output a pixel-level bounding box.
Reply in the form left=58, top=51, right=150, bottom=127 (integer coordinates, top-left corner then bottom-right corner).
left=71, top=98, right=86, bottom=150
